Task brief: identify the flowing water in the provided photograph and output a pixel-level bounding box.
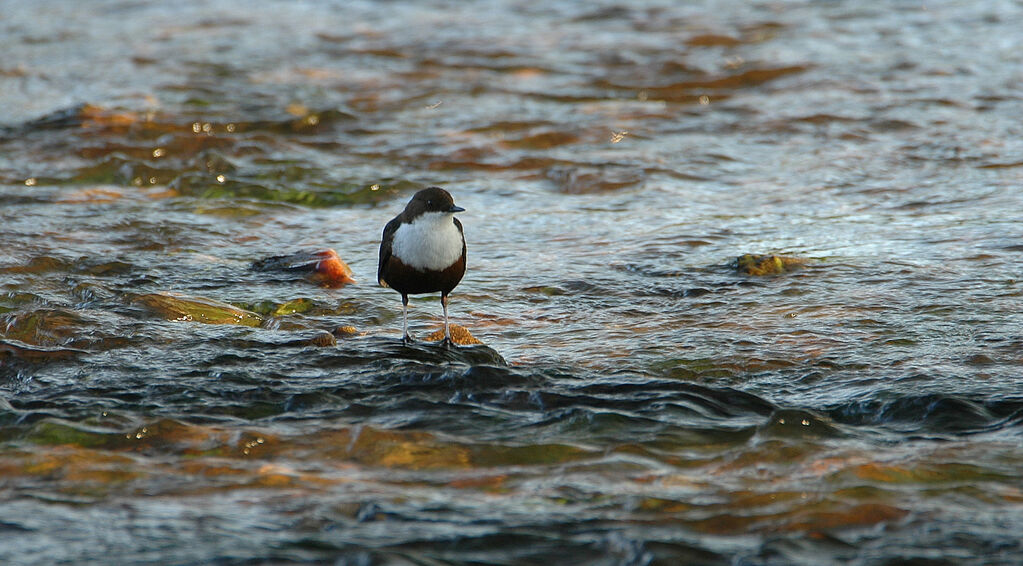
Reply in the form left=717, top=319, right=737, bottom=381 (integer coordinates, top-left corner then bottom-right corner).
left=2, top=1, right=1022, bottom=564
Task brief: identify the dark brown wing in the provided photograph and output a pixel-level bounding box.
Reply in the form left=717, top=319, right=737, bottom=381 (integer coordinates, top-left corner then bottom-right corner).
left=454, top=217, right=466, bottom=267
left=377, top=215, right=402, bottom=287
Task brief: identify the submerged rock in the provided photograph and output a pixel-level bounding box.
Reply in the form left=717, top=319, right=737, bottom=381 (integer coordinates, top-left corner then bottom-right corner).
left=251, top=249, right=356, bottom=288
left=361, top=335, right=506, bottom=366
left=0, top=309, right=85, bottom=346
left=285, top=331, right=337, bottom=348
left=16, top=103, right=141, bottom=133
left=0, top=339, right=85, bottom=363
left=132, top=292, right=264, bottom=327
left=734, top=254, right=807, bottom=276
left=545, top=165, right=644, bottom=194
left=332, top=325, right=360, bottom=338
left=757, top=408, right=844, bottom=439
left=270, top=298, right=315, bottom=316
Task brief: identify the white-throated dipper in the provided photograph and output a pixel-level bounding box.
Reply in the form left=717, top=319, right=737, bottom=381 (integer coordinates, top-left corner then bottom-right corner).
left=377, top=187, right=466, bottom=343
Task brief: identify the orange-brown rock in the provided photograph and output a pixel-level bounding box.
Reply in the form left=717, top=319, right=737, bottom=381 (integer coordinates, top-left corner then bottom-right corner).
left=307, top=249, right=356, bottom=288
left=424, top=324, right=483, bottom=345
left=251, top=249, right=355, bottom=288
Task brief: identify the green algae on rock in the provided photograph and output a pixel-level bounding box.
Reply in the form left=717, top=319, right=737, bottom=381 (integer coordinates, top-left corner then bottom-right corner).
left=132, top=292, right=264, bottom=327
left=734, top=254, right=808, bottom=276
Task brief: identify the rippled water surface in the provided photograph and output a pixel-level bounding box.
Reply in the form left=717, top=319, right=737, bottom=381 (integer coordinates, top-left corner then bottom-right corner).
left=2, top=1, right=1023, bottom=564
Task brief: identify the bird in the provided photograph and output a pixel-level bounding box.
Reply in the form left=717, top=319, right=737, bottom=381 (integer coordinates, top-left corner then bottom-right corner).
left=377, top=187, right=466, bottom=344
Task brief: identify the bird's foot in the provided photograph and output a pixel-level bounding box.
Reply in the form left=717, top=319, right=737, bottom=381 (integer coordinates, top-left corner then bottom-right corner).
left=440, top=337, right=456, bottom=349
left=402, top=333, right=416, bottom=344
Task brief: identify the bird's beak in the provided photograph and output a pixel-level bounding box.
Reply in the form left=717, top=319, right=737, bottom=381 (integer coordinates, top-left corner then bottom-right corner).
left=448, top=205, right=465, bottom=213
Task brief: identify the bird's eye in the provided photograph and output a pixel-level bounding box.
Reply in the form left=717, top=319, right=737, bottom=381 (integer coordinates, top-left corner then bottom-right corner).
left=427, top=200, right=433, bottom=206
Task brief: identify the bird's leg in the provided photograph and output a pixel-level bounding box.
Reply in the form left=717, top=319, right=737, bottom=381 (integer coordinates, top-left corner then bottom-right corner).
left=441, top=292, right=454, bottom=346
left=401, top=293, right=413, bottom=343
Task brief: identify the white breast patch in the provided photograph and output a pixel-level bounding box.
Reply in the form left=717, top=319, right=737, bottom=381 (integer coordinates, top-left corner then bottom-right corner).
left=391, top=212, right=463, bottom=271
